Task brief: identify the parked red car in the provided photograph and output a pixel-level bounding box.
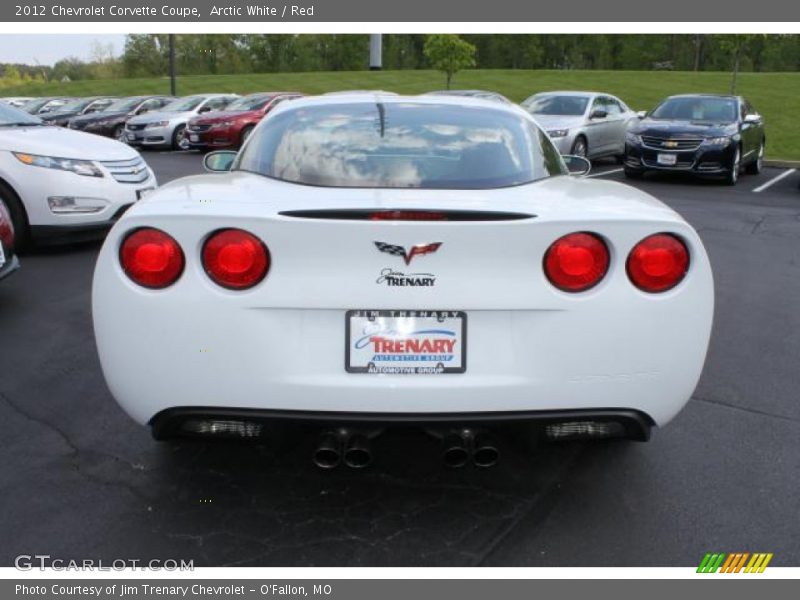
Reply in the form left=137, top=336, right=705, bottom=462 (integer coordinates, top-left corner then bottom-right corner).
left=186, top=92, right=303, bottom=151
left=0, top=196, right=19, bottom=281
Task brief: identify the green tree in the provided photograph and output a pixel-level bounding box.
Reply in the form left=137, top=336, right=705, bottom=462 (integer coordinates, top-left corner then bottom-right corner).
left=423, top=34, right=476, bottom=89
left=122, top=34, right=168, bottom=78
left=716, top=34, right=764, bottom=94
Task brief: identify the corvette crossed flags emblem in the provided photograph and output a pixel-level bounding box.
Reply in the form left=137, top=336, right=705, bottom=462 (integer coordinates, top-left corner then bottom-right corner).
left=374, top=241, right=442, bottom=265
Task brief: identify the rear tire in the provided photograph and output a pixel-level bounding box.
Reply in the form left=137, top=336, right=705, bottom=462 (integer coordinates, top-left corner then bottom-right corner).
left=624, top=167, right=643, bottom=179
left=0, top=181, right=31, bottom=252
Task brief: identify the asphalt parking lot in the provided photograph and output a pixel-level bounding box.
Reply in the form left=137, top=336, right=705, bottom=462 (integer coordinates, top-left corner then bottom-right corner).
left=1, top=151, right=799, bottom=567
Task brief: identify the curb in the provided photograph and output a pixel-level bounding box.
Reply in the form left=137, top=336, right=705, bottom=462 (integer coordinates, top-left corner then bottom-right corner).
left=764, top=160, right=800, bottom=169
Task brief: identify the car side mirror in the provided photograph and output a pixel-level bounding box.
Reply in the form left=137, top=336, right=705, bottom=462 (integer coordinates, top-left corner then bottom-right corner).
left=563, top=155, right=592, bottom=176
left=203, top=150, right=237, bottom=173
left=744, top=114, right=760, bottom=124
left=636, top=110, right=647, bottom=119
left=590, top=109, right=607, bottom=119
left=198, top=106, right=212, bottom=114
left=137, top=107, right=150, bottom=115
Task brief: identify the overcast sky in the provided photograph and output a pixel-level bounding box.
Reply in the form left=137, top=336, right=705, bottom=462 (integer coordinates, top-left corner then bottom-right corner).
left=0, top=35, right=127, bottom=65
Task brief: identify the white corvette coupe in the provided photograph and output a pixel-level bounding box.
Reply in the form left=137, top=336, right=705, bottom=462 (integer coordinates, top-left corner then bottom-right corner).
left=93, top=94, right=713, bottom=467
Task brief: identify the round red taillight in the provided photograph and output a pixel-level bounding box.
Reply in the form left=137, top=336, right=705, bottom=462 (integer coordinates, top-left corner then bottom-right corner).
left=120, top=228, right=184, bottom=289
left=544, top=232, right=610, bottom=292
left=627, top=233, right=689, bottom=293
left=202, top=229, right=270, bottom=290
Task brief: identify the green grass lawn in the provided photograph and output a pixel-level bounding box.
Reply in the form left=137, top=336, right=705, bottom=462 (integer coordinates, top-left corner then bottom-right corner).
left=3, top=69, right=798, bottom=159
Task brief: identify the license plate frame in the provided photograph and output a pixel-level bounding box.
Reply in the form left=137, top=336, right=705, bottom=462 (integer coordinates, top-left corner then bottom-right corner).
left=657, top=153, right=678, bottom=166
left=345, top=309, right=467, bottom=375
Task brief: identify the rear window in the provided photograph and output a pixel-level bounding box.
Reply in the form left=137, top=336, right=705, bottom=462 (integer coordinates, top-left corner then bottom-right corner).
left=236, top=102, right=565, bottom=189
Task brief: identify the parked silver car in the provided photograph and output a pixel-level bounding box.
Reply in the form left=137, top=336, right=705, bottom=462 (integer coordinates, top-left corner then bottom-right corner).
left=522, top=91, right=637, bottom=161
left=125, top=94, right=239, bottom=150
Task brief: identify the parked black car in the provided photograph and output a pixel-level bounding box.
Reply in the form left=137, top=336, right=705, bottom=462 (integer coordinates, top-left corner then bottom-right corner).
left=68, top=95, right=175, bottom=141
left=624, top=94, right=766, bottom=185
left=39, top=96, right=116, bottom=127
left=20, top=97, right=73, bottom=115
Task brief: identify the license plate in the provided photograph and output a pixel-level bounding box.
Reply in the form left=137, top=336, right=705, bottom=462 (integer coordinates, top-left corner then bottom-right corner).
left=0, top=241, right=5, bottom=268
left=136, top=187, right=154, bottom=200
left=189, top=134, right=199, bottom=142
left=657, top=153, right=678, bottom=166
left=346, top=310, right=466, bottom=374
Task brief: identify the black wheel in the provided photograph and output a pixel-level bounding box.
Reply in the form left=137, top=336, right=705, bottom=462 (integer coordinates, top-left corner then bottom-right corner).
left=113, top=124, right=126, bottom=142
left=172, top=125, right=189, bottom=151
left=0, top=181, right=30, bottom=252
left=745, top=140, right=764, bottom=175
left=624, top=167, right=643, bottom=179
left=571, top=136, right=588, bottom=158
left=239, top=125, right=255, bottom=147
left=724, top=146, right=741, bottom=186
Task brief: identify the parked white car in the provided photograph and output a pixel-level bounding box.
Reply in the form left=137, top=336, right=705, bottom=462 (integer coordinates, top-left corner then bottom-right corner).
left=0, top=97, right=34, bottom=108
left=522, top=91, right=637, bottom=161
left=125, top=94, right=239, bottom=150
left=0, top=102, right=157, bottom=248
left=93, top=94, right=713, bottom=467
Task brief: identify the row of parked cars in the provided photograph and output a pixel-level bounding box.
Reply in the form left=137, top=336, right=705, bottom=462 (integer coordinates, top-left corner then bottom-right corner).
left=2, top=92, right=305, bottom=151
left=0, top=85, right=773, bottom=287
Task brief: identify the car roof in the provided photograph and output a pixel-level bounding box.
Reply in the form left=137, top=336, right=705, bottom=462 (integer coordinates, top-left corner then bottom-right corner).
left=180, top=93, right=240, bottom=99
left=532, top=90, right=600, bottom=97
left=665, top=93, right=739, bottom=100
left=277, top=92, right=531, bottom=116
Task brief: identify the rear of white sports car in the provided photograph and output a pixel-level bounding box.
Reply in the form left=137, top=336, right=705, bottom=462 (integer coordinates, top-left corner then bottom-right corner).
left=92, top=96, right=713, bottom=466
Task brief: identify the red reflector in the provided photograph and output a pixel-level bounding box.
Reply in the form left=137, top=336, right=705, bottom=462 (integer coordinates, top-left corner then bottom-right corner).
left=544, top=232, right=609, bottom=292
left=202, top=229, right=270, bottom=289
left=627, top=233, right=689, bottom=292
left=369, top=210, right=448, bottom=221
left=120, top=228, right=184, bottom=289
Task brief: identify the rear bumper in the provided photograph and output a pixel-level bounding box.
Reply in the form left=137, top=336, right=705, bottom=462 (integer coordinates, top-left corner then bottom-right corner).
left=93, top=210, right=714, bottom=431
left=150, top=406, right=654, bottom=441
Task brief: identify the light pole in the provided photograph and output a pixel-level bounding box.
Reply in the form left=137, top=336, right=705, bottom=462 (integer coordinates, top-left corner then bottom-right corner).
left=369, top=34, right=382, bottom=71
left=168, top=34, right=176, bottom=96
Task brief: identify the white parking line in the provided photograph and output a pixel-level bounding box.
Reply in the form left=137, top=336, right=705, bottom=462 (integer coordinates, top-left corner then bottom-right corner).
left=587, top=168, right=624, bottom=178
left=752, top=168, right=796, bottom=193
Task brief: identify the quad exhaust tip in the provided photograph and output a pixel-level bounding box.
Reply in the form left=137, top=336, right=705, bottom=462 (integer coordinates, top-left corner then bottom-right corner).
left=313, top=430, right=372, bottom=469
left=442, top=428, right=499, bottom=469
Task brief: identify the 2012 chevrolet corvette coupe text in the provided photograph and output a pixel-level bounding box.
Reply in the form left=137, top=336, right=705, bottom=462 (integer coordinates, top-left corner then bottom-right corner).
left=93, top=94, right=714, bottom=466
